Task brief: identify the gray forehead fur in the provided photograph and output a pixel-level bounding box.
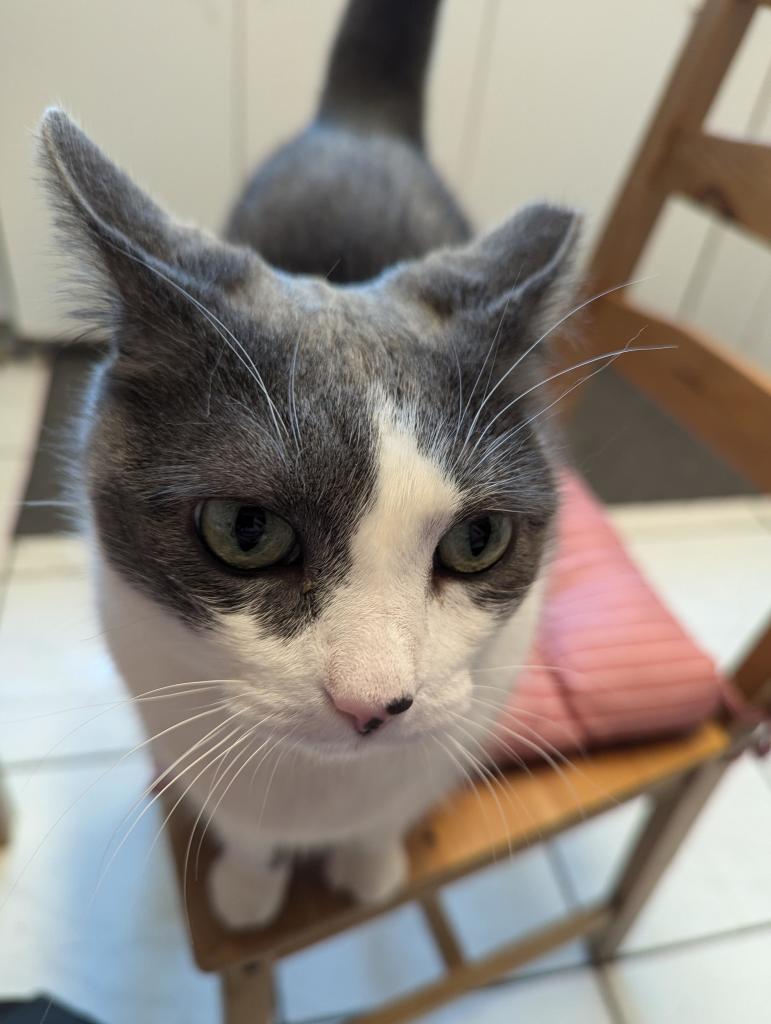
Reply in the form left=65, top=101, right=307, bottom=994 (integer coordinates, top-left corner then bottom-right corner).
left=39, top=98, right=579, bottom=639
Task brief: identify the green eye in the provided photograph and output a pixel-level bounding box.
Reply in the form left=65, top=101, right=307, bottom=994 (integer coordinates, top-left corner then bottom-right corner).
left=197, top=500, right=299, bottom=571
left=437, top=514, right=513, bottom=574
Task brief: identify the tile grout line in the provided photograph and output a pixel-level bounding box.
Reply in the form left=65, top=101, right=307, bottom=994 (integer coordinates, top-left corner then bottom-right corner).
left=546, top=777, right=771, bottom=969
left=5, top=746, right=145, bottom=776
left=609, top=917, right=771, bottom=965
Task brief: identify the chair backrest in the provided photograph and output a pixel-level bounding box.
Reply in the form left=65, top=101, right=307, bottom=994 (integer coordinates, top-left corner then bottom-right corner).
left=566, top=0, right=771, bottom=706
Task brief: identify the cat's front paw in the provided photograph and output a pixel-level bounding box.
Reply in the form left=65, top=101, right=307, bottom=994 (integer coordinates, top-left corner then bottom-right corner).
left=324, top=838, right=408, bottom=904
left=208, top=852, right=289, bottom=928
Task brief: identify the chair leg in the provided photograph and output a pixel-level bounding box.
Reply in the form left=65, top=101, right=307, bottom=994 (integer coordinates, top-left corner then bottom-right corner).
left=221, top=960, right=274, bottom=1024
left=590, top=756, right=728, bottom=962
left=419, top=891, right=465, bottom=970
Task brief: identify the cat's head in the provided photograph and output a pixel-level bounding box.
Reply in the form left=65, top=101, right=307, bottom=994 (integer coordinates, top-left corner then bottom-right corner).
left=40, top=110, right=580, bottom=757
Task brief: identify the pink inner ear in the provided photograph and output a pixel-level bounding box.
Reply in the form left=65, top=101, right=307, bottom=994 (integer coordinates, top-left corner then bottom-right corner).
left=489, top=470, right=726, bottom=764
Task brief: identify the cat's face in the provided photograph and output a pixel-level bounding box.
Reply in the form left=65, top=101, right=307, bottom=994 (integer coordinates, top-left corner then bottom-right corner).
left=41, top=110, right=579, bottom=758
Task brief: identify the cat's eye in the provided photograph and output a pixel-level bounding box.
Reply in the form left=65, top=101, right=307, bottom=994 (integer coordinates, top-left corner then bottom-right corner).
left=437, top=514, right=513, bottom=574
left=197, top=500, right=299, bottom=571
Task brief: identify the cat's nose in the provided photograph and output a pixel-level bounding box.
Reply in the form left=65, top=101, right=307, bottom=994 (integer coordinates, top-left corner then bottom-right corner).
left=327, top=693, right=413, bottom=734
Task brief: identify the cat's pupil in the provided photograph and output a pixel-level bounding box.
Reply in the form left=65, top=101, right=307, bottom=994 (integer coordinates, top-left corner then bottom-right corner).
left=234, top=506, right=266, bottom=551
left=468, top=517, right=492, bottom=557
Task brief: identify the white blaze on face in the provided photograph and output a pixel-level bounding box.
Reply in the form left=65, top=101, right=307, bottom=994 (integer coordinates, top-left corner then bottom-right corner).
left=321, top=402, right=461, bottom=708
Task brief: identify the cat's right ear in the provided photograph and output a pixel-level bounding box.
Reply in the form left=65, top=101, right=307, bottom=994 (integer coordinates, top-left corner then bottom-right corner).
left=38, top=109, right=255, bottom=321
left=384, top=202, right=581, bottom=361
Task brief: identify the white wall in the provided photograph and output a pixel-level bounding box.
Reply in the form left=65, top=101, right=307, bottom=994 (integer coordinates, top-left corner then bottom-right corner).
left=1, top=0, right=769, bottom=366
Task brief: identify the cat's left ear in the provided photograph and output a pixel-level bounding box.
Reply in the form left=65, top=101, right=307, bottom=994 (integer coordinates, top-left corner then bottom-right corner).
left=38, top=108, right=256, bottom=318
left=387, top=202, right=581, bottom=355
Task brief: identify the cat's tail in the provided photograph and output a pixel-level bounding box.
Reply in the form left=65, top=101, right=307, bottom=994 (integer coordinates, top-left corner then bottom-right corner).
left=317, top=0, right=442, bottom=147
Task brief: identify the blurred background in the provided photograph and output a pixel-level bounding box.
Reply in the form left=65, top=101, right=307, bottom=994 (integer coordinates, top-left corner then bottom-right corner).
left=0, top=3, right=770, bottom=1024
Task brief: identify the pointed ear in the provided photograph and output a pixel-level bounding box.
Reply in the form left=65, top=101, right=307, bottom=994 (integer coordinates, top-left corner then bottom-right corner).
left=38, top=108, right=254, bottom=320
left=388, top=202, right=581, bottom=356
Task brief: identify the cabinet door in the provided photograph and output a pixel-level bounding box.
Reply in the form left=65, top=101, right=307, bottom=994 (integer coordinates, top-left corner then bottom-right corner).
left=0, top=0, right=238, bottom=341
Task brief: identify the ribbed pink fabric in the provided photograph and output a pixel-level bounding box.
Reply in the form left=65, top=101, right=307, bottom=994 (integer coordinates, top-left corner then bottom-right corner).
left=491, top=472, right=725, bottom=765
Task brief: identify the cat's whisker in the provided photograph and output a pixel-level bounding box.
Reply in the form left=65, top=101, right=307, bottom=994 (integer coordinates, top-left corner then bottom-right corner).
left=466, top=274, right=655, bottom=437
left=187, top=714, right=277, bottom=880
left=475, top=330, right=659, bottom=472
left=180, top=720, right=259, bottom=921
left=183, top=732, right=262, bottom=932
left=471, top=684, right=591, bottom=755
left=11, top=678, right=246, bottom=796
left=95, top=705, right=243, bottom=877
left=446, top=734, right=514, bottom=860
left=93, top=720, right=248, bottom=902
left=0, top=697, right=235, bottom=916
left=257, top=727, right=300, bottom=830
left=445, top=715, right=535, bottom=844
left=135, top=727, right=255, bottom=927
left=464, top=705, right=583, bottom=810
left=461, top=274, right=536, bottom=457
left=468, top=695, right=609, bottom=814
left=1, top=498, right=79, bottom=510
left=470, top=693, right=581, bottom=769
left=470, top=663, right=566, bottom=675
left=471, top=336, right=670, bottom=461
left=288, top=330, right=304, bottom=453
left=2, top=679, right=235, bottom=726
left=189, top=736, right=258, bottom=889
left=203, top=337, right=227, bottom=419
left=448, top=707, right=534, bottom=778
left=428, top=734, right=500, bottom=861
left=245, top=730, right=289, bottom=795
left=455, top=296, right=512, bottom=462
left=449, top=339, right=465, bottom=451
left=16, top=694, right=226, bottom=798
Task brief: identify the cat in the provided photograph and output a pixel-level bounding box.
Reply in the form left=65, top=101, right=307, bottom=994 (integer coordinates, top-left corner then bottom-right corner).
left=39, top=0, right=579, bottom=927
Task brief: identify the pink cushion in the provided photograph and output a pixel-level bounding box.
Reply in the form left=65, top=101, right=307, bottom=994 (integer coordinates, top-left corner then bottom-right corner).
left=490, top=472, right=726, bottom=765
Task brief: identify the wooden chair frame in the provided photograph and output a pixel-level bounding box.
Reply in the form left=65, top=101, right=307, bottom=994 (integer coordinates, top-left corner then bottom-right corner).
left=2, top=2, right=760, bottom=1021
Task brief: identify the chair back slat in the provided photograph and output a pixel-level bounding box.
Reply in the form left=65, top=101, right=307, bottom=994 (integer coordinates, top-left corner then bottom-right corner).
left=653, top=131, right=771, bottom=245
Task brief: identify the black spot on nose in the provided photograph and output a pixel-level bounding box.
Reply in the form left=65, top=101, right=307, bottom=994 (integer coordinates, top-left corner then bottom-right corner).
left=386, top=696, right=413, bottom=716
left=361, top=717, right=384, bottom=735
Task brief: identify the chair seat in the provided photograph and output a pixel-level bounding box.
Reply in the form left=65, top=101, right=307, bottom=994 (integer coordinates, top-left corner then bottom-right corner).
left=167, top=719, right=728, bottom=971
left=491, top=472, right=727, bottom=764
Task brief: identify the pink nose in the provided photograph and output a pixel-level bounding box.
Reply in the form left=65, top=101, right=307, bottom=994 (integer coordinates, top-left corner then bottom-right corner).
left=327, top=693, right=414, bottom=735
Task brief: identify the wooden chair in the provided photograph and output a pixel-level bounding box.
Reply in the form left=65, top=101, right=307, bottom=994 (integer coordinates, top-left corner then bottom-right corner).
left=164, top=1, right=771, bottom=1019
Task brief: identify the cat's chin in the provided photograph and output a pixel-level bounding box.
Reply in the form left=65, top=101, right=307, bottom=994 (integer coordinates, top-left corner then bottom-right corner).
left=265, top=719, right=437, bottom=763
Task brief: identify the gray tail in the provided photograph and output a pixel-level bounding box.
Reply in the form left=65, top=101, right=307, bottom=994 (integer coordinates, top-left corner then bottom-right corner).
left=317, top=0, right=442, bottom=147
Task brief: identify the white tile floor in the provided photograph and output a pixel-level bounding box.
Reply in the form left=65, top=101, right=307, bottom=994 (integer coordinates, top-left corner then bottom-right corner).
left=1, top=355, right=771, bottom=1023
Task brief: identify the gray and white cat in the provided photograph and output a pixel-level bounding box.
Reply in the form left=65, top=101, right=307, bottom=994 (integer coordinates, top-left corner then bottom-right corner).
left=39, top=0, right=579, bottom=927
